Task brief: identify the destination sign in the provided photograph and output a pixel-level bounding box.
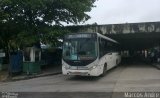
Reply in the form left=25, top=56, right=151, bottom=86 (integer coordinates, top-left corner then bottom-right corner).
left=65, top=33, right=96, bottom=39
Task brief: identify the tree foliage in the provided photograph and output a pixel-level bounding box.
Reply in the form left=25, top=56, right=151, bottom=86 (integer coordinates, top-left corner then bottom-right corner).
left=40, top=26, right=70, bottom=47
left=0, top=0, right=96, bottom=50
left=0, top=0, right=98, bottom=74
left=0, top=0, right=96, bottom=26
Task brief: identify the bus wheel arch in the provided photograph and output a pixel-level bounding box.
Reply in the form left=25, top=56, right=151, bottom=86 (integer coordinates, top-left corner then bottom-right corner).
left=102, top=63, right=107, bottom=75
left=116, top=59, right=118, bottom=65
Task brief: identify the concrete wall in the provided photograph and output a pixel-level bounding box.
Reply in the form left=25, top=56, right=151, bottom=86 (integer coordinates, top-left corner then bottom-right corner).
left=67, top=22, right=160, bottom=34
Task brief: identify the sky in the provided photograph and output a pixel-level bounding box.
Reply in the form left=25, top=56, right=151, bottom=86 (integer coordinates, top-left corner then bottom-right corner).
left=82, top=0, right=160, bottom=25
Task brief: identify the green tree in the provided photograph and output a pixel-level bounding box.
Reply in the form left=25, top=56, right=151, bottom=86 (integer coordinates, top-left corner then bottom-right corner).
left=0, top=0, right=96, bottom=50
left=0, top=0, right=96, bottom=76
left=40, top=26, right=70, bottom=47
left=0, top=0, right=96, bottom=26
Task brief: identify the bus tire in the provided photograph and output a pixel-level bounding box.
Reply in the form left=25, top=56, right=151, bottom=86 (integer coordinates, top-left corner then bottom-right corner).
left=116, top=59, right=118, bottom=65
left=101, top=63, right=107, bottom=76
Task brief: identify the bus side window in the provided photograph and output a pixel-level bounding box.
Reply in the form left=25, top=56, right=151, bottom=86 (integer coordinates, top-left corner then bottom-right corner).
left=99, top=38, right=108, bottom=57
left=99, top=38, right=104, bottom=57
left=106, top=41, right=113, bottom=53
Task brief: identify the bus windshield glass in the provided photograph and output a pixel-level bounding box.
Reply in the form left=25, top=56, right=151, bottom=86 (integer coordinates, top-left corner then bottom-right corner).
left=63, top=38, right=97, bottom=60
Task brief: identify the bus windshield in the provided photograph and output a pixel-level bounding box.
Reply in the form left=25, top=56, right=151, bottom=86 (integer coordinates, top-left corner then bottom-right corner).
left=63, top=38, right=97, bottom=60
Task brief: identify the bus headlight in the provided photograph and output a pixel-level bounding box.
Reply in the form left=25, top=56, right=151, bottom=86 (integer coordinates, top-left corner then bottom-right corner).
left=63, top=65, right=67, bottom=68
left=91, top=65, right=97, bottom=69
left=63, top=65, right=70, bottom=69
left=92, top=66, right=96, bottom=69
left=63, top=65, right=66, bottom=68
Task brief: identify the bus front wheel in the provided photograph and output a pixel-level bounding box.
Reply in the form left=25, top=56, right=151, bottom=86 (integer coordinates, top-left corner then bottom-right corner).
left=101, top=63, right=107, bottom=76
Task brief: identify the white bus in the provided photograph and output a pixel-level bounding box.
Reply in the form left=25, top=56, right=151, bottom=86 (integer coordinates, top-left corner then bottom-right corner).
left=62, top=33, right=121, bottom=76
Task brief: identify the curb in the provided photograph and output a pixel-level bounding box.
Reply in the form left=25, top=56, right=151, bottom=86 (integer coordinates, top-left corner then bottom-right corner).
left=3, top=71, right=62, bottom=82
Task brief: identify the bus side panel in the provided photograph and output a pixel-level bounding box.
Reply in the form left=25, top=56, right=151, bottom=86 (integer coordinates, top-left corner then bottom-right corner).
left=110, top=52, right=121, bottom=68
left=98, top=54, right=112, bottom=71
left=98, top=52, right=121, bottom=72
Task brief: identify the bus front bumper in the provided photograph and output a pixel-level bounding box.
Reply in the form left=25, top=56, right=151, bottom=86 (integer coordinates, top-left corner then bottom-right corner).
left=62, top=66, right=102, bottom=76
